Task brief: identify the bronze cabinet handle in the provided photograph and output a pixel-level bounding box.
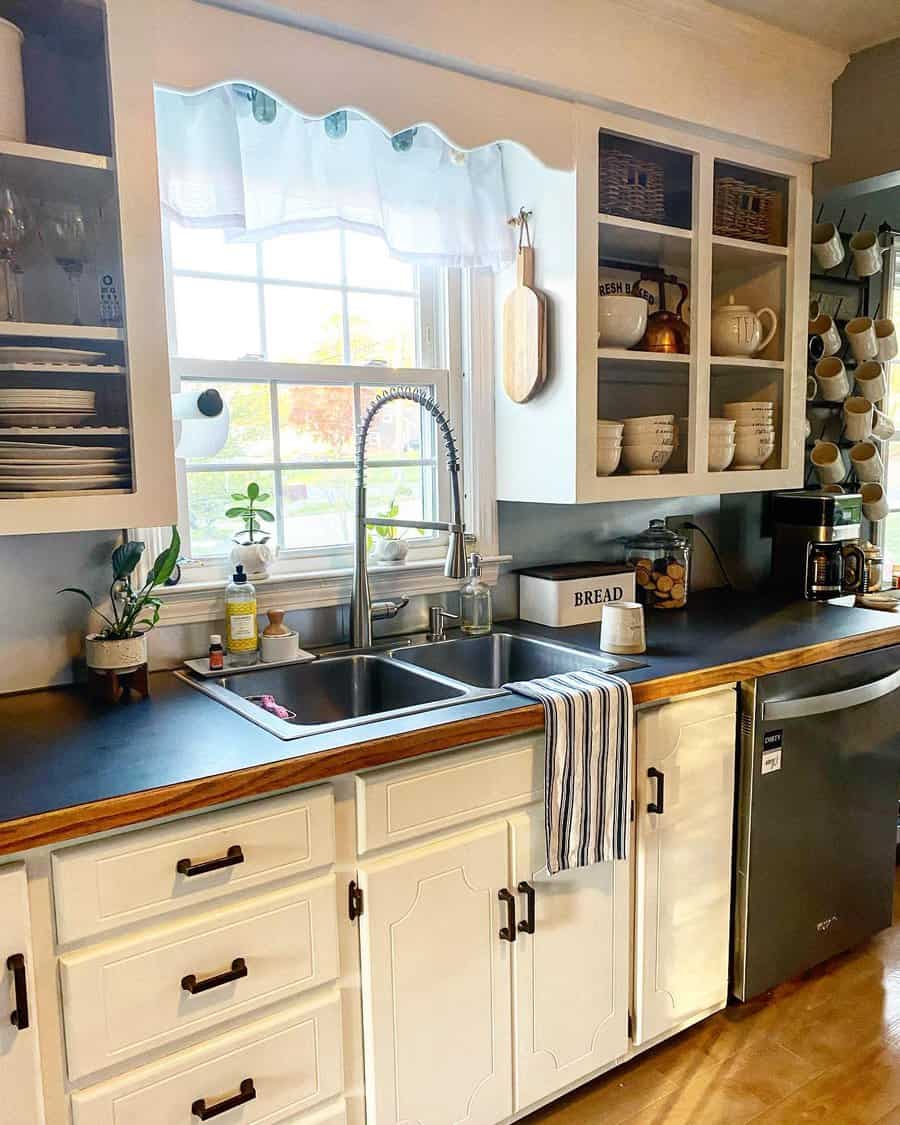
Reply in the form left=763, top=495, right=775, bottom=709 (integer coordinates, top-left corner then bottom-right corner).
left=647, top=767, right=665, bottom=814
left=177, top=845, right=244, bottom=878
left=192, top=1078, right=256, bottom=1119
left=182, top=957, right=248, bottom=995
left=498, top=888, right=517, bottom=942
left=517, top=881, right=536, bottom=934
left=7, top=954, right=28, bottom=1030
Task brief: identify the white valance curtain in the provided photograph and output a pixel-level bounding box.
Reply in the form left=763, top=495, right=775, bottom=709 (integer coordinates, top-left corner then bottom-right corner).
left=155, top=86, right=515, bottom=270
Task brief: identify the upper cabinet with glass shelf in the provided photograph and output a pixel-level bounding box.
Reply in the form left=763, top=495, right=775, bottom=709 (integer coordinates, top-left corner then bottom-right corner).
left=494, top=104, right=811, bottom=504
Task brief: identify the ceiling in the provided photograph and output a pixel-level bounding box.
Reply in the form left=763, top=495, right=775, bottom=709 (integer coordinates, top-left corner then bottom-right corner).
left=710, top=0, right=900, bottom=54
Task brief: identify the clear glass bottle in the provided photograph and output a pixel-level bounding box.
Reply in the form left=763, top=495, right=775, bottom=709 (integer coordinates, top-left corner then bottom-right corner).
left=624, top=519, right=690, bottom=610
left=460, top=552, right=492, bottom=635
left=225, top=564, right=259, bottom=665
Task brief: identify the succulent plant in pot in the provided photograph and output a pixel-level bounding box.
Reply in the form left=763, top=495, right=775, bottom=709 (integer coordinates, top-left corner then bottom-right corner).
left=58, top=527, right=181, bottom=672
left=367, top=494, right=423, bottom=563
left=228, top=481, right=275, bottom=578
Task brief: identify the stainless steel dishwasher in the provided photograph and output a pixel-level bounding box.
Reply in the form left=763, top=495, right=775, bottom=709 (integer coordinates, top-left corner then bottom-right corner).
left=733, top=644, right=900, bottom=1001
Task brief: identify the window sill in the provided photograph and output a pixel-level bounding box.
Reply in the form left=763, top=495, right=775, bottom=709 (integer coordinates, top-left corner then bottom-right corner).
left=157, top=554, right=511, bottom=626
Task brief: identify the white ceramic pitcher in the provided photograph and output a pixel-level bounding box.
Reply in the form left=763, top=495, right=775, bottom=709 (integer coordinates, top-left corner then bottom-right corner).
left=711, top=295, right=778, bottom=357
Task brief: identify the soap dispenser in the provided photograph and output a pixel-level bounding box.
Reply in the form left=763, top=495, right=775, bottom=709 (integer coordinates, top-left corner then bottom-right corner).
left=460, top=552, right=492, bottom=635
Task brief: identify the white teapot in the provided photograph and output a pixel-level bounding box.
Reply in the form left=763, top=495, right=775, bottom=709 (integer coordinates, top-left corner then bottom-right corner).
left=711, top=294, right=778, bottom=357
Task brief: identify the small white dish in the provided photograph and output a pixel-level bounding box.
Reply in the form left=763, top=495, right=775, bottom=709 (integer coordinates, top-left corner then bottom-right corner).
left=621, top=444, right=673, bottom=474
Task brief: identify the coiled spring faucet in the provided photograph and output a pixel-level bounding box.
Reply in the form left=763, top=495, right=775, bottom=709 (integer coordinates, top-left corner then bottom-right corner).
left=351, top=385, right=467, bottom=648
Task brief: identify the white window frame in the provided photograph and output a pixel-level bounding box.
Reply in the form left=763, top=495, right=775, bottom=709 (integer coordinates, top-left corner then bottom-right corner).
left=877, top=238, right=899, bottom=552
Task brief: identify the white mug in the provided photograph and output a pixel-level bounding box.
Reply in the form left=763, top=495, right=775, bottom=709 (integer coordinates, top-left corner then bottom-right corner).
left=811, top=440, right=845, bottom=485
left=850, top=440, right=884, bottom=482
left=846, top=317, right=879, bottom=363
left=855, top=360, right=887, bottom=403
left=806, top=375, right=818, bottom=401
left=812, top=222, right=845, bottom=270
left=876, top=318, right=898, bottom=362
left=822, top=483, right=845, bottom=494
left=873, top=410, right=896, bottom=441
left=599, top=600, right=646, bottom=655
left=814, top=356, right=850, bottom=402
left=849, top=230, right=883, bottom=277
left=809, top=313, right=842, bottom=357
left=861, top=482, right=889, bottom=522
left=843, top=396, right=874, bottom=440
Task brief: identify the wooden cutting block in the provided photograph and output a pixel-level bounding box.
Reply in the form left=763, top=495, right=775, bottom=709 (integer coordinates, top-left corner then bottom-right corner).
left=503, top=246, right=544, bottom=403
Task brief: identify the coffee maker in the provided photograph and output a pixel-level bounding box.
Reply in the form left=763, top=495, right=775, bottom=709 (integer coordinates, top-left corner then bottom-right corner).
left=772, top=491, right=865, bottom=601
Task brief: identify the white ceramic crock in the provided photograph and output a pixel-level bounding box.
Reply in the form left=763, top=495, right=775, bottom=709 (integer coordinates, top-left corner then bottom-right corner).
left=231, top=541, right=273, bottom=579
left=85, top=632, right=148, bottom=673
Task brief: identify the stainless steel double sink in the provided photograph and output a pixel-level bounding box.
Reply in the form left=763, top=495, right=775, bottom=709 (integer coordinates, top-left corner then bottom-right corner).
left=181, top=632, right=644, bottom=740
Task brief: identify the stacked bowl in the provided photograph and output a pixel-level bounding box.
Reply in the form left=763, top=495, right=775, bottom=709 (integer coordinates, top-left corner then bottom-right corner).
left=708, top=417, right=736, bottom=471
left=722, top=401, right=776, bottom=470
left=596, top=419, right=624, bottom=476
left=621, top=414, right=676, bottom=475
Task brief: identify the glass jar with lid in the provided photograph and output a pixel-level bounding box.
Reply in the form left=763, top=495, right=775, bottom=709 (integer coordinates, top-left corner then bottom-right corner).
left=624, top=518, right=690, bottom=610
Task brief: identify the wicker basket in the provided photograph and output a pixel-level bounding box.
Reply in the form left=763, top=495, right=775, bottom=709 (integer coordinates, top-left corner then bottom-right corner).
left=600, top=148, right=665, bottom=224
left=714, top=177, right=777, bottom=243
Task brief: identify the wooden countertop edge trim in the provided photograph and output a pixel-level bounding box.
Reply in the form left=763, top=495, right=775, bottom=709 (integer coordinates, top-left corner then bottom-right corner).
left=2, top=623, right=898, bottom=856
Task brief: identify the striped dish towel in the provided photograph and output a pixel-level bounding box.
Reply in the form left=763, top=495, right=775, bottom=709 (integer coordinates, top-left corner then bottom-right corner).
left=504, top=670, right=633, bottom=875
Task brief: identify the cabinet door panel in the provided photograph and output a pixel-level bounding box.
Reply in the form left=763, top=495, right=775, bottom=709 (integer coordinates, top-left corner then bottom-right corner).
left=358, top=823, right=512, bottom=1125
left=511, top=807, right=628, bottom=1111
left=634, top=688, right=737, bottom=1045
left=0, top=862, right=45, bottom=1125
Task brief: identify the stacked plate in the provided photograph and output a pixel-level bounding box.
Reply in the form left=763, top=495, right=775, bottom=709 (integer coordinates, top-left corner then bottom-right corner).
left=708, top=417, right=737, bottom=471
left=0, top=440, right=130, bottom=494
left=621, top=414, right=677, bottom=475
left=0, top=388, right=97, bottom=427
left=722, top=402, right=775, bottom=470
left=596, top=419, right=624, bottom=476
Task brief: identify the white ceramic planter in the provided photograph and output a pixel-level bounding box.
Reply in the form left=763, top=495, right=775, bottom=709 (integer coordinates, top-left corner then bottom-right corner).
left=85, top=632, right=148, bottom=673
left=231, top=541, right=272, bottom=579
left=370, top=538, right=409, bottom=564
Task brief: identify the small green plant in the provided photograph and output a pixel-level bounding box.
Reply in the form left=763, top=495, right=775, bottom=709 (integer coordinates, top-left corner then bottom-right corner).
left=227, top=482, right=275, bottom=544
left=367, top=493, right=425, bottom=554
left=58, top=527, right=181, bottom=639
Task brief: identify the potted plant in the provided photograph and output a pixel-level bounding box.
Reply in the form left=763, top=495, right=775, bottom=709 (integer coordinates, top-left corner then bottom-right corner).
left=228, top=481, right=275, bottom=578
left=368, top=495, right=422, bottom=564
left=59, top=527, right=181, bottom=672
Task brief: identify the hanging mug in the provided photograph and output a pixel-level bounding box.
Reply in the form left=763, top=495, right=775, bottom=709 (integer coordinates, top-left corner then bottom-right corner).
left=812, top=222, right=844, bottom=270
left=849, top=231, right=883, bottom=277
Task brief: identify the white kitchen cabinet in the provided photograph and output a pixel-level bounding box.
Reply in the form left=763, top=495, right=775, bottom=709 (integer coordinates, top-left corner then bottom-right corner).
left=0, top=862, right=45, bottom=1125
left=510, top=806, right=628, bottom=1109
left=357, top=822, right=514, bottom=1125
left=633, top=687, right=737, bottom=1045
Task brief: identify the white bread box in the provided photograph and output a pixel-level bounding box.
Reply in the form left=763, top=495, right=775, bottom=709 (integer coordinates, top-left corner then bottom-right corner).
left=518, top=562, right=636, bottom=627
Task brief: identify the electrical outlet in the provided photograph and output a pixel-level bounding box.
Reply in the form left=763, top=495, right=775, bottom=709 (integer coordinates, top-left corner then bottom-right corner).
left=666, top=513, right=695, bottom=548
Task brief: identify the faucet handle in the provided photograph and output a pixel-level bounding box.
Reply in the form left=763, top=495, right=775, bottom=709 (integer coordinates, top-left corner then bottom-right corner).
left=426, top=605, right=459, bottom=642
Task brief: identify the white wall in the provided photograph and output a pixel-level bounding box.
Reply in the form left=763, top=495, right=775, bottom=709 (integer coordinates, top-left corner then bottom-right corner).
left=207, top=0, right=845, bottom=159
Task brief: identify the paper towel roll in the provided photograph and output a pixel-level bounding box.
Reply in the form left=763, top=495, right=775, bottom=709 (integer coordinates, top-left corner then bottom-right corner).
left=172, top=389, right=230, bottom=458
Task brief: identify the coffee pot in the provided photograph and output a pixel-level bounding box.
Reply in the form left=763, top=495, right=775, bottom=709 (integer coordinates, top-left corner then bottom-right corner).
left=637, top=271, right=690, bottom=354
left=805, top=540, right=865, bottom=601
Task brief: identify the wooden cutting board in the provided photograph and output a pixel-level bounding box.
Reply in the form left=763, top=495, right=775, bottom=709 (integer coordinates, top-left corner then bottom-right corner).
left=503, top=246, right=547, bottom=403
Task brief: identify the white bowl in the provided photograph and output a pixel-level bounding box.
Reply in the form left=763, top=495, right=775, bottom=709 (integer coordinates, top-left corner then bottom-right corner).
left=623, top=434, right=676, bottom=448
left=732, top=436, right=776, bottom=469
left=597, top=295, right=648, bottom=349
left=709, top=417, right=736, bottom=431
left=734, top=422, right=775, bottom=434
left=622, top=423, right=676, bottom=440
left=597, top=419, right=625, bottom=435
left=596, top=443, right=623, bottom=476
left=708, top=442, right=736, bottom=472
left=723, top=402, right=775, bottom=422
left=623, top=414, right=675, bottom=425
left=621, top=443, right=674, bottom=474
left=596, top=434, right=623, bottom=446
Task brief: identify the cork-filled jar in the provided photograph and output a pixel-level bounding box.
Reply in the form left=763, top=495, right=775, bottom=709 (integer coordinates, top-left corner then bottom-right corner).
left=624, top=519, right=689, bottom=610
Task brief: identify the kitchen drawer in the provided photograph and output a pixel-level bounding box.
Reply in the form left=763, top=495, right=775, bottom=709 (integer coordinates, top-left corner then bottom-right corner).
left=53, top=786, right=335, bottom=943
left=60, top=875, right=340, bottom=1080
left=356, top=732, right=543, bottom=853
left=71, top=991, right=343, bottom=1125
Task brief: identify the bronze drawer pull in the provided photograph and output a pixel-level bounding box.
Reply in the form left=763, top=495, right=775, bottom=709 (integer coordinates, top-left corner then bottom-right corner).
left=498, top=888, right=517, bottom=942
left=176, top=844, right=244, bottom=877
left=192, top=1077, right=256, bottom=1119
left=7, top=954, right=28, bottom=1030
left=182, top=957, right=247, bottom=995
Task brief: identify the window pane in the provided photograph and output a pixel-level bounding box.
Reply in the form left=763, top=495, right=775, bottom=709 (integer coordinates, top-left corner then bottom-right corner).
left=173, top=277, right=261, bottom=359
left=183, top=380, right=273, bottom=464
left=277, top=384, right=355, bottom=461
left=265, top=286, right=344, bottom=363
left=348, top=293, right=417, bottom=367
left=262, top=230, right=342, bottom=284
left=169, top=224, right=257, bottom=276
left=281, top=464, right=434, bottom=550
left=884, top=511, right=900, bottom=563
left=345, top=231, right=415, bottom=290
left=359, top=383, right=431, bottom=460
left=186, top=469, right=276, bottom=558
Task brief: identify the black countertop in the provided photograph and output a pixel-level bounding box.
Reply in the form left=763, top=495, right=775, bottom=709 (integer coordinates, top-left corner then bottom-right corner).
left=1, top=589, right=899, bottom=846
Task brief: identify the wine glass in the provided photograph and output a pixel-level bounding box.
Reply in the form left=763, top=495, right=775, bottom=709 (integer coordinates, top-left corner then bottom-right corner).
left=0, top=187, right=31, bottom=322
left=41, top=202, right=94, bottom=326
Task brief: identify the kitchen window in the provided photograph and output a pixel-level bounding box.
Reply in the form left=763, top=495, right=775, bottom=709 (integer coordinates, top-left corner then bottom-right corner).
left=881, top=242, right=900, bottom=563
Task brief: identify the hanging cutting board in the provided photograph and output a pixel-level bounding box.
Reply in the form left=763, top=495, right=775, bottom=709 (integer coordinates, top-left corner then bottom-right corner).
left=503, top=245, right=547, bottom=403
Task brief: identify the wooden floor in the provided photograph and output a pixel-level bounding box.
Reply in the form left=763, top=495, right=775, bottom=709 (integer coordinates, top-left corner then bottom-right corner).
left=528, top=870, right=900, bottom=1124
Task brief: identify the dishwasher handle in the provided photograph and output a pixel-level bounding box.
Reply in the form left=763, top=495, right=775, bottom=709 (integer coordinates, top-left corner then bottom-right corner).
left=762, top=665, right=900, bottom=721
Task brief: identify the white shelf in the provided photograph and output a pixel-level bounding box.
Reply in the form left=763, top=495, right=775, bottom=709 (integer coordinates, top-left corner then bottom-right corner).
left=598, top=214, right=692, bottom=240
left=0, top=426, right=129, bottom=436
left=0, top=487, right=131, bottom=500
left=712, top=234, right=788, bottom=268
left=0, top=364, right=125, bottom=376
left=710, top=357, right=785, bottom=374
left=598, top=348, right=689, bottom=364
left=0, top=142, right=116, bottom=203
left=0, top=323, right=123, bottom=341
left=0, top=139, right=112, bottom=171
left=598, top=213, right=692, bottom=270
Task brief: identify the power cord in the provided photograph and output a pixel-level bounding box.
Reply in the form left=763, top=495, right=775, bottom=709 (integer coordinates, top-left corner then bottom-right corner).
left=682, top=521, right=734, bottom=591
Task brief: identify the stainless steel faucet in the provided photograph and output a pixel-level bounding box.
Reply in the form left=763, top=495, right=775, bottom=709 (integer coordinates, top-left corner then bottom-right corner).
left=351, top=385, right=468, bottom=648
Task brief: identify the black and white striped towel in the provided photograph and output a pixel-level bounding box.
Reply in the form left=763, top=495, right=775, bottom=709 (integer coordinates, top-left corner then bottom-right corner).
left=504, top=670, right=633, bottom=875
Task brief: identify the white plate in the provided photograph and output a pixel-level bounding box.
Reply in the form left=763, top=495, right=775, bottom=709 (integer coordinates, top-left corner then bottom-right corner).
left=0, top=347, right=106, bottom=365
left=0, top=474, right=130, bottom=491
left=0, top=441, right=127, bottom=458
left=0, top=460, right=129, bottom=477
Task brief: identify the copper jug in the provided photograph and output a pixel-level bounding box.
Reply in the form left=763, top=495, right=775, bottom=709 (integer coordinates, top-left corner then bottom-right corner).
left=638, top=272, right=690, bottom=354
